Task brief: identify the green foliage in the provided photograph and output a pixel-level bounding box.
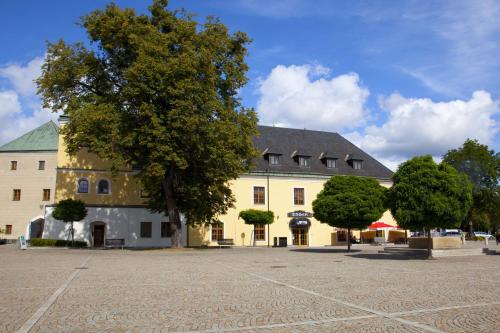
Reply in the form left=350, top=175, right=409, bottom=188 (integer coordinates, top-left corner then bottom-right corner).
left=52, top=199, right=87, bottom=223
left=387, top=155, right=473, bottom=231
left=238, top=209, right=274, bottom=225
left=30, top=238, right=87, bottom=248
left=37, top=1, right=258, bottom=246
left=313, top=176, right=387, bottom=230
left=442, top=139, right=499, bottom=231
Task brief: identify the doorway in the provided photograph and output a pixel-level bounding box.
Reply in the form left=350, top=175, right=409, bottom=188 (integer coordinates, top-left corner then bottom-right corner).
left=93, top=224, right=105, bottom=247
left=292, top=227, right=308, bottom=246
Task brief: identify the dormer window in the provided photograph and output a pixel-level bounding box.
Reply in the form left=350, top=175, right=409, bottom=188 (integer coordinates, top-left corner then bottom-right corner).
left=262, top=148, right=282, bottom=166
left=298, top=156, right=310, bottom=167
left=269, top=154, right=280, bottom=165
left=346, top=154, right=363, bottom=170
left=326, top=158, right=337, bottom=168
left=319, top=152, right=338, bottom=169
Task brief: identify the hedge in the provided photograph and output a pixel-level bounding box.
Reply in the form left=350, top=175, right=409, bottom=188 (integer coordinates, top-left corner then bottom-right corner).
left=238, top=209, right=274, bottom=225
left=29, top=238, right=87, bottom=248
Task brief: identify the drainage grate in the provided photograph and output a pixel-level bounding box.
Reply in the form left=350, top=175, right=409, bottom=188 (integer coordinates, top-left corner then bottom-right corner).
left=75, top=267, right=88, bottom=269
left=270, top=265, right=287, bottom=269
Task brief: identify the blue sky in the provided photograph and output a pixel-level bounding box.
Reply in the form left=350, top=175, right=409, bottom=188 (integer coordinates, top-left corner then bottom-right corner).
left=0, top=0, right=498, bottom=170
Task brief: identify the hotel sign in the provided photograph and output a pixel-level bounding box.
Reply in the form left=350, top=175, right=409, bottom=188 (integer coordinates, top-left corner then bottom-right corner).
left=287, top=211, right=313, bottom=218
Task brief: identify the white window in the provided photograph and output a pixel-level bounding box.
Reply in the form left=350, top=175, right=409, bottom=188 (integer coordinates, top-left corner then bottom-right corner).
left=97, top=179, right=110, bottom=194
left=77, top=179, right=89, bottom=193
left=298, top=156, right=310, bottom=167
left=326, top=158, right=337, bottom=168
left=269, top=154, right=280, bottom=165
left=353, top=160, right=363, bottom=170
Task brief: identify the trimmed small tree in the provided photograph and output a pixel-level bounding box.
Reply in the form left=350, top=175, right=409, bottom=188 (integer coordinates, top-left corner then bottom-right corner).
left=387, top=156, right=473, bottom=258
left=52, top=199, right=87, bottom=247
left=238, top=209, right=274, bottom=247
left=313, top=176, right=387, bottom=252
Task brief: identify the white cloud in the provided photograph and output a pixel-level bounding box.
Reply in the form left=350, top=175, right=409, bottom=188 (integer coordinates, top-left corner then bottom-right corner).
left=256, top=64, right=369, bottom=131
left=346, top=90, right=499, bottom=169
left=0, top=56, right=44, bottom=96
left=0, top=90, right=21, bottom=117
left=0, top=56, right=57, bottom=146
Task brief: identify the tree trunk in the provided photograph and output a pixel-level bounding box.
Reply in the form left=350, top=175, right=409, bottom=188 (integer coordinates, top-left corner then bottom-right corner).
left=71, top=221, right=74, bottom=247
left=163, top=165, right=182, bottom=248
left=427, top=228, right=432, bottom=259
left=347, top=227, right=351, bottom=252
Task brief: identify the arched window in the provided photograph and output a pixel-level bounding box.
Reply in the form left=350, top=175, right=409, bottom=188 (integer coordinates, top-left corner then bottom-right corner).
left=211, top=222, right=224, bottom=241
left=97, top=179, right=110, bottom=194
left=77, top=178, right=89, bottom=193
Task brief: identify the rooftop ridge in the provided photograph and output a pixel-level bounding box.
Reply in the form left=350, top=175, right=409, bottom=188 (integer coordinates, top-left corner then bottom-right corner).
left=0, top=120, right=59, bottom=152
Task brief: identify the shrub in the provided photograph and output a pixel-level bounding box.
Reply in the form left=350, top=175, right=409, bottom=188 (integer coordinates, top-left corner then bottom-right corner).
left=30, top=238, right=87, bottom=248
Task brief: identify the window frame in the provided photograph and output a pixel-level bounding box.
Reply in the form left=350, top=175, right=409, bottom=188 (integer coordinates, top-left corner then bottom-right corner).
left=12, top=189, right=21, bottom=201
left=96, top=179, right=111, bottom=195
left=253, top=186, right=266, bottom=205
left=298, top=156, right=310, bottom=167
left=38, top=160, right=45, bottom=170
left=293, top=187, right=305, bottom=205
left=140, top=222, right=152, bottom=238
left=326, top=158, right=337, bottom=169
left=268, top=154, right=280, bottom=165
left=42, top=189, right=51, bottom=201
left=77, top=178, right=89, bottom=194
left=337, top=229, right=347, bottom=242
left=211, top=222, right=224, bottom=242
left=353, top=160, right=363, bottom=170
left=10, top=161, right=17, bottom=170
left=254, top=224, right=266, bottom=241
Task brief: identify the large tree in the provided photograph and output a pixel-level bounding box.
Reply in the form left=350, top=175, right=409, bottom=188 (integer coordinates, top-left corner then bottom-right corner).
left=52, top=199, right=88, bottom=247
left=442, top=139, right=499, bottom=233
left=37, top=1, right=258, bottom=247
left=387, top=156, right=473, bottom=258
left=312, top=176, right=387, bottom=252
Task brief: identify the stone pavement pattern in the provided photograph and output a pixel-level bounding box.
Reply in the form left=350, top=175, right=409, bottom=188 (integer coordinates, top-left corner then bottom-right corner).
left=0, top=245, right=499, bottom=333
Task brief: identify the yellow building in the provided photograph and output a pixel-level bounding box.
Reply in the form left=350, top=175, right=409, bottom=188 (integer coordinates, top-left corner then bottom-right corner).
left=44, top=119, right=397, bottom=247
left=0, top=121, right=58, bottom=241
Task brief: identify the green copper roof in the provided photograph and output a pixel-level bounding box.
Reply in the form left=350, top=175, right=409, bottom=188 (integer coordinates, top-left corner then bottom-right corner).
left=0, top=121, right=58, bottom=152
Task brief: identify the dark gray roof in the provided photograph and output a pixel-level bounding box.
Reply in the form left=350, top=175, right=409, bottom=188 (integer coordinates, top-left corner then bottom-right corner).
left=251, top=125, right=393, bottom=179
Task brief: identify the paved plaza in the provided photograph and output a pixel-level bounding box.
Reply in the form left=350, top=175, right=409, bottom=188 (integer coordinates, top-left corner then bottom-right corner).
left=1, top=244, right=499, bottom=333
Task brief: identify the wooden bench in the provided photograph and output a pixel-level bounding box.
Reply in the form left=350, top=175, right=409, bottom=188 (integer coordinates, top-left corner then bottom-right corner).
left=105, top=238, right=125, bottom=249
left=217, top=239, right=234, bottom=248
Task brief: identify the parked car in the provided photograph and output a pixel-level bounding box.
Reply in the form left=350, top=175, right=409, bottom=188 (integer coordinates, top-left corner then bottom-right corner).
left=474, top=232, right=494, bottom=239
left=442, top=229, right=462, bottom=237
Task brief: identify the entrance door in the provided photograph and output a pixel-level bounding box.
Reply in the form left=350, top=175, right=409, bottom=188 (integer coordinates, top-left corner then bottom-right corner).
left=93, top=225, right=105, bottom=247
left=292, top=228, right=308, bottom=246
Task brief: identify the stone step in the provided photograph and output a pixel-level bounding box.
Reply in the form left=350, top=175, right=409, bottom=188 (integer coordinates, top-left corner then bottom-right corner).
left=430, top=248, right=485, bottom=257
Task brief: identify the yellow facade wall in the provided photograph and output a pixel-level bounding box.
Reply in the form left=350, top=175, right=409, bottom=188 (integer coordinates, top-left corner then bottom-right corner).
left=188, top=175, right=397, bottom=247
left=56, top=128, right=145, bottom=206
left=0, top=151, right=57, bottom=239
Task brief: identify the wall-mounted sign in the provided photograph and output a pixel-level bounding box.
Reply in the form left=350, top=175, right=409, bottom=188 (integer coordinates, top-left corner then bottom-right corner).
left=289, top=218, right=311, bottom=228
left=287, top=210, right=313, bottom=218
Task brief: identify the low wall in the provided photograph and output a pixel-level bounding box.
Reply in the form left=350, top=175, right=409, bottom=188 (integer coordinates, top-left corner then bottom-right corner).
left=409, top=237, right=462, bottom=249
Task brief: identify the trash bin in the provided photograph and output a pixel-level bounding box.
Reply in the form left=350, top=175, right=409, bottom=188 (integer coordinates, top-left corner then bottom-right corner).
left=273, top=237, right=278, bottom=247
left=279, top=237, right=287, bottom=247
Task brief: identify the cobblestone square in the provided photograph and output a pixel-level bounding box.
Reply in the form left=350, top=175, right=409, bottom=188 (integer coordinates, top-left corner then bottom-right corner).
left=1, top=244, right=499, bottom=333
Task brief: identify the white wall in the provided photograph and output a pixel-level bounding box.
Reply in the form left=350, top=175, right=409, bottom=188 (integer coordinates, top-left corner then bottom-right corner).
left=43, top=206, right=186, bottom=247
